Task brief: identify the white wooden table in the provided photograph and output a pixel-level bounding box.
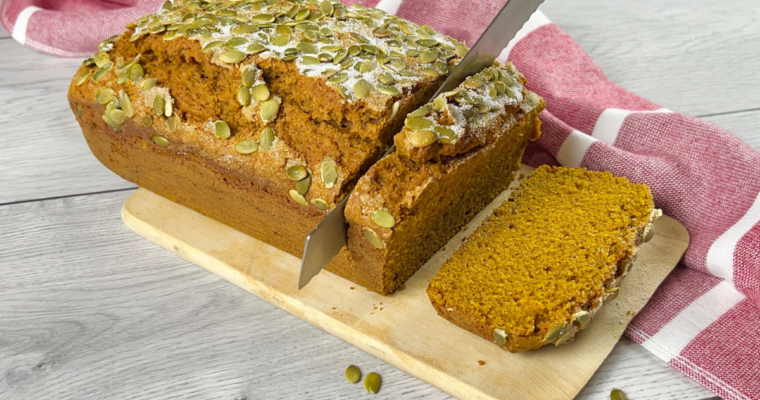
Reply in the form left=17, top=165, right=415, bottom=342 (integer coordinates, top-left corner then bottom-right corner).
left=3, top=1, right=757, bottom=398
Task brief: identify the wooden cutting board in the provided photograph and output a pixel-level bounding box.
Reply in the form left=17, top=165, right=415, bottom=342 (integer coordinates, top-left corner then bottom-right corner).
left=122, top=166, right=689, bottom=400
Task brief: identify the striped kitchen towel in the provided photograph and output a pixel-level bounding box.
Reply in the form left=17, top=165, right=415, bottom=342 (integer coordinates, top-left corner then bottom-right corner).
left=2, top=0, right=758, bottom=399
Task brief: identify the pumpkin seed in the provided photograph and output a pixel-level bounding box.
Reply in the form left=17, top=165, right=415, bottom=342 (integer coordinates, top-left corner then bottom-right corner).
left=345, top=365, right=361, bottom=384
left=318, top=53, right=333, bottom=62
left=321, top=45, right=342, bottom=53
left=605, top=287, right=620, bottom=302
left=242, top=67, right=257, bottom=87
left=142, top=114, right=154, bottom=127
left=116, top=71, right=128, bottom=84
left=224, top=37, right=248, bottom=48
left=455, top=44, right=468, bottom=57
left=82, top=58, right=95, bottom=67
left=96, top=88, right=116, bottom=105
left=377, top=84, right=399, bottom=97
left=74, top=70, right=91, bottom=86
left=286, top=165, right=308, bottom=181
left=235, top=139, right=259, bottom=155
left=92, top=64, right=112, bottom=81
left=348, top=45, right=362, bottom=56
left=101, top=113, right=119, bottom=130
left=215, top=120, right=231, bottom=139
left=76, top=104, right=83, bottom=118
left=321, top=156, right=337, bottom=188
left=389, top=101, right=400, bottom=121
left=294, top=8, right=310, bottom=21
left=543, top=322, right=568, bottom=343
left=376, top=73, right=395, bottom=86
left=163, top=97, right=173, bottom=117
left=153, top=95, right=165, bottom=115
left=422, top=68, right=439, bottom=78
left=644, top=226, right=654, bottom=242
left=129, top=64, right=145, bottom=81
left=361, top=45, right=378, bottom=55
left=351, top=79, right=371, bottom=99
left=121, top=92, right=133, bottom=117
left=554, top=327, right=575, bottom=346
left=409, top=130, right=436, bottom=147
left=296, top=41, right=318, bottom=54
left=237, top=85, right=251, bottom=106
left=405, top=116, right=435, bottom=131
left=418, top=39, right=438, bottom=48
left=260, top=98, right=280, bottom=122
left=219, top=49, right=246, bottom=63
left=289, top=190, right=308, bottom=206
left=141, top=77, right=157, bottom=90
left=252, top=13, right=275, bottom=23
left=359, top=60, right=377, bottom=73
left=247, top=43, right=267, bottom=54
left=337, top=85, right=349, bottom=99
left=251, top=84, right=270, bottom=101
left=610, top=388, right=628, bottom=400
left=94, top=52, right=110, bottom=68
left=319, top=27, right=333, bottom=37
left=500, top=73, right=516, bottom=86
left=320, top=1, right=334, bottom=16
left=301, top=55, right=320, bottom=65
left=363, top=372, right=381, bottom=394
left=311, top=198, right=329, bottom=210
left=349, top=32, right=369, bottom=44
left=260, top=127, right=275, bottom=149
left=302, top=30, right=319, bottom=43
left=271, top=34, right=290, bottom=46
left=419, top=50, right=438, bottom=63
left=397, top=21, right=413, bottom=35
left=152, top=136, right=170, bottom=147
left=321, top=69, right=338, bottom=78
left=572, top=310, right=591, bottom=329
left=296, top=174, right=312, bottom=195
left=166, top=115, right=178, bottom=132
left=493, top=329, right=508, bottom=346
left=203, top=40, right=224, bottom=52
left=372, top=209, right=395, bottom=228
left=363, top=228, right=385, bottom=249
left=275, top=25, right=292, bottom=35
left=109, top=109, right=125, bottom=126
left=231, top=24, right=258, bottom=35
left=373, top=27, right=392, bottom=38
left=339, top=57, right=353, bottom=70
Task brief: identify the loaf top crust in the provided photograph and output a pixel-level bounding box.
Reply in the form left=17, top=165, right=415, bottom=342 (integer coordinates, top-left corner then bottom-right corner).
left=394, top=63, right=539, bottom=163
left=427, top=166, right=657, bottom=352
left=68, top=0, right=467, bottom=212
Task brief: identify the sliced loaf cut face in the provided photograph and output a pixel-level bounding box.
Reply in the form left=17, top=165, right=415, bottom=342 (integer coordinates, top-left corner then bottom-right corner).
left=427, top=166, right=658, bottom=353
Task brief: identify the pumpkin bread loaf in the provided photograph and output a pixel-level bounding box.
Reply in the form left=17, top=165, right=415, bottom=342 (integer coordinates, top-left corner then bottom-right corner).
left=67, top=0, right=467, bottom=257
left=427, top=166, right=660, bottom=352
left=336, top=65, right=545, bottom=295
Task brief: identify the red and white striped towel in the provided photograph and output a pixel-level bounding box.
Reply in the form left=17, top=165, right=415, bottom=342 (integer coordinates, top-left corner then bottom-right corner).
left=3, top=1, right=758, bottom=398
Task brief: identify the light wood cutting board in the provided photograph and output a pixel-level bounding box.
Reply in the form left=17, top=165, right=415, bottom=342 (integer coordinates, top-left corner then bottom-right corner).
left=122, top=166, right=689, bottom=400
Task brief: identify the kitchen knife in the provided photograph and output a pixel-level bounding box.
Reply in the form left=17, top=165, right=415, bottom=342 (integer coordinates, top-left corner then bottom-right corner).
left=298, top=0, right=545, bottom=289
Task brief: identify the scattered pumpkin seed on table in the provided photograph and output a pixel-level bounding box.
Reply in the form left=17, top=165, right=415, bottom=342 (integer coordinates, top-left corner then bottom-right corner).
left=363, top=372, right=381, bottom=394
left=344, top=365, right=361, bottom=384
left=610, top=388, right=628, bottom=400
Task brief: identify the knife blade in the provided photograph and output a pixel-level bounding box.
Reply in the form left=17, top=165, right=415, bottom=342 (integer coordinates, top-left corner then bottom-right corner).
left=298, top=0, right=545, bottom=289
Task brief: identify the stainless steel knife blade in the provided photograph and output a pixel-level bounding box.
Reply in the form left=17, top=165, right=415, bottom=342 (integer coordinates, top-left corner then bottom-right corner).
left=298, top=0, right=545, bottom=289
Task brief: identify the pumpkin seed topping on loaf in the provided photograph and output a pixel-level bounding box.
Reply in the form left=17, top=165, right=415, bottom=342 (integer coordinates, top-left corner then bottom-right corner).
left=427, top=166, right=659, bottom=352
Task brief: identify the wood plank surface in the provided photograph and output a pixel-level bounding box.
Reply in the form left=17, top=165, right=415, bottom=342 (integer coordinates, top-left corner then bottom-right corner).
left=703, top=110, right=760, bottom=153
left=0, top=190, right=715, bottom=400
left=0, top=40, right=135, bottom=205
